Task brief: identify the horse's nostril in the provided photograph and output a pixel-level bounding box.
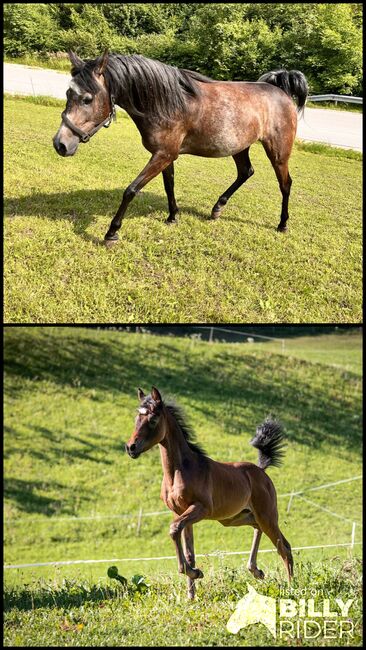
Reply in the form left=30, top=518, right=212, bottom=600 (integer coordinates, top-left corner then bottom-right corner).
left=130, top=443, right=136, bottom=452
left=58, top=142, right=67, bottom=156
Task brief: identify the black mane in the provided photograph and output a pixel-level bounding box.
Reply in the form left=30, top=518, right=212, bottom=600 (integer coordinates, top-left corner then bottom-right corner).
left=165, top=401, right=208, bottom=462
left=71, top=53, right=214, bottom=122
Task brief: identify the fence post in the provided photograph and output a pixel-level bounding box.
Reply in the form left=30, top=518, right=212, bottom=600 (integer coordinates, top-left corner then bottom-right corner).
left=137, top=507, right=143, bottom=536
left=351, top=522, right=356, bottom=549
left=209, top=327, right=214, bottom=343
left=287, top=492, right=295, bottom=513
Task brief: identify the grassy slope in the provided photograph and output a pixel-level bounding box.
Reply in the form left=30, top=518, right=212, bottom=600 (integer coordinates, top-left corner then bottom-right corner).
left=4, top=328, right=362, bottom=645
left=4, top=98, right=362, bottom=323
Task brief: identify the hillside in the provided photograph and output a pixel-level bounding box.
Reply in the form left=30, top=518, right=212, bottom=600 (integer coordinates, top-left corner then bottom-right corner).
left=4, top=327, right=362, bottom=646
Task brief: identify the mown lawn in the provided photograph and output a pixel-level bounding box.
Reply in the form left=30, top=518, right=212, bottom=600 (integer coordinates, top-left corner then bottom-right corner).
left=4, top=327, right=362, bottom=645
left=4, top=97, right=362, bottom=323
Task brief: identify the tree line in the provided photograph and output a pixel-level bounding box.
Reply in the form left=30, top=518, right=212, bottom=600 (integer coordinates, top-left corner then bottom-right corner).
left=4, top=3, right=363, bottom=95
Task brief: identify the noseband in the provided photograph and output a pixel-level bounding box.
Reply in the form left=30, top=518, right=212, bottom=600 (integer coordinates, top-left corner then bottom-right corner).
left=61, top=95, right=116, bottom=143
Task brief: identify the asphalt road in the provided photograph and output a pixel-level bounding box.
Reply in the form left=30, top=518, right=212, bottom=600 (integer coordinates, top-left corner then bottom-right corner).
left=4, top=62, right=363, bottom=151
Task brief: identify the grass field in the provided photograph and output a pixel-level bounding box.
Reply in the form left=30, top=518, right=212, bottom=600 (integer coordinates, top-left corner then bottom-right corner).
left=4, top=96, right=362, bottom=323
left=4, top=327, right=362, bottom=645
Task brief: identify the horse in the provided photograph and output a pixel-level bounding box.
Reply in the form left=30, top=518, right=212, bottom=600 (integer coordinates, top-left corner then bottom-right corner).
left=125, top=386, right=293, bottom=600
left=53, top=51, right=308, bottom=245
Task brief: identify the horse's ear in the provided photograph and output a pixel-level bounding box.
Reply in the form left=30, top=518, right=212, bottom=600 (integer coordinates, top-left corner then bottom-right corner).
left=95, top=49, right=109, bottom=75
left=151, top=386, right=162, bottom=403
left=137, top=388, right=145, bottom=401
left=68, top=50, right=84, bottom=70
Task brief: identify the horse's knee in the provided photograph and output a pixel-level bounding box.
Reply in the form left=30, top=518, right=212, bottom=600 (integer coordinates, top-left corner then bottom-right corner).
left=170, top=522, right=181, bottom=540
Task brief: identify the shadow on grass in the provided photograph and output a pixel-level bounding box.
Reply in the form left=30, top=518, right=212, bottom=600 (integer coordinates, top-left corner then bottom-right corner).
left=4, top=188, right=274, bottom=244
left=4, top=478, right=73, bottom=516
left=4, top=328, right=362, bottom=457
left=3, top=582, right=126, bottom=612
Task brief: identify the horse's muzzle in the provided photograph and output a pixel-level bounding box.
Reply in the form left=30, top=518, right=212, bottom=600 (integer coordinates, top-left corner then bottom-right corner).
left=53, top=134, right=78, bottom=157
left=125, top=442, right=141, bottom=459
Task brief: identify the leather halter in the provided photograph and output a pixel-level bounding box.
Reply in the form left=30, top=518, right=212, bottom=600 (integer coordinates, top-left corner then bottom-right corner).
left=61, top=95, right=116, bottom=143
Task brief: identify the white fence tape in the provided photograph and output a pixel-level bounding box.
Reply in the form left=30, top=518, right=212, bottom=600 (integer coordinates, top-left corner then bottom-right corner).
left=4, top=541, right=362, bottom=570
left=5, top=475, right=361, bottom=525
left=296, top=495, right=354, bottom=523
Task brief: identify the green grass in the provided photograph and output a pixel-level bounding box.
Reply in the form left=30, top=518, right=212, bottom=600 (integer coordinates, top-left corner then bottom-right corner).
left=256, top=329, right=362, bottom=374
left=4, top=97, right=362, bottom=323
left=3, top=559, right=363, bottom=646
left=306, top=100, right=362, bottom=113
left=4, top=54, right=71, bottom=72
left=4, top=327, right=362, bottom=645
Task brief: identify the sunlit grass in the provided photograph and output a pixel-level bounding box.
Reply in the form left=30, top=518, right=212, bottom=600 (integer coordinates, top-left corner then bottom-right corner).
left=4, top=97, right=362, bottom=323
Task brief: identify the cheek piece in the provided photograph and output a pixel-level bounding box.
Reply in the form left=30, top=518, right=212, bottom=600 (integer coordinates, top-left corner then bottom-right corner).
left=61, top=94, right=116, bottom=143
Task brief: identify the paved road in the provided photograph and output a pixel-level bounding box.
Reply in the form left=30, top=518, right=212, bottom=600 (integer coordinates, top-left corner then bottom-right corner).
left=4, top=62, right=363, bottom=151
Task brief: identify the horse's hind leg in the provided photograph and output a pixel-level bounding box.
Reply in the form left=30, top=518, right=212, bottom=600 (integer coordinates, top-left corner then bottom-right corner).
left=262, top=140, right=293, bottom=232
left=247, top=528, right=265, bottom=580
left=162, top=163, right=179, bottom=224
left=251, top=509, right=293, bottom=583
left=211, top=148, right=254, bottom=219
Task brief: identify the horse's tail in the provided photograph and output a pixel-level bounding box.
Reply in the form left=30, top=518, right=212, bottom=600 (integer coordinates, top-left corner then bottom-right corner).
left=258, top=69, right=308, bottom=113
left=250, top=419, right=286, bottom=470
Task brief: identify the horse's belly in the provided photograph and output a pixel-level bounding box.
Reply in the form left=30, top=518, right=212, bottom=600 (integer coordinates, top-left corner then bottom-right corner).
left=180, top=133, right=250, bottom=158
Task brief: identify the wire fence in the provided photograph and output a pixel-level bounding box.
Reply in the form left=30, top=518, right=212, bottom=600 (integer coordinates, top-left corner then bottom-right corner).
left=4, top=476, right=362, bottom=570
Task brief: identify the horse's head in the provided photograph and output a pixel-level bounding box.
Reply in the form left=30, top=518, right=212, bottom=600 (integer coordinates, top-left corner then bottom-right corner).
left=53, top=50, right=114, bottom=157
left=125, top=387, right=165, bottom=459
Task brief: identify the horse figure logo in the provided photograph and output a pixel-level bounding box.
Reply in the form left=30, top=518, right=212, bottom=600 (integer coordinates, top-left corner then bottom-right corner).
left=227, top=584, right=276, bottom=637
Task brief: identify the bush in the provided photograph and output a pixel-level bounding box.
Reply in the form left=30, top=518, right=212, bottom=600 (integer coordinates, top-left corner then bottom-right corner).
left=3, top=3, right=59, bottom=56
left=3, top=3, right=363, bottom=95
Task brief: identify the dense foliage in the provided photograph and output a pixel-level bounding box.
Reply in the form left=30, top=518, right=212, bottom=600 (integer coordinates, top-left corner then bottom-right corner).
left=4, top=3, right=363, bottom=94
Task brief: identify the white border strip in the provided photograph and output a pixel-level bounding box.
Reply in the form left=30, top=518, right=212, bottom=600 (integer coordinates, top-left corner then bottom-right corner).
left=4, top=542, right=362, bottom=569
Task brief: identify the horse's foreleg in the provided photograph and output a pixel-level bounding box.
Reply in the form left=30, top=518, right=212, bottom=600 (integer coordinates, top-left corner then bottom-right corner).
left=211, top=148, right=254, bottom=219
left=104, top=152, right=173, bottom=243
left=162, top=163, right=179, bottom=224
left=182, top=524, right=196, bottom=599
left=169, top=503, right=208, bottom=584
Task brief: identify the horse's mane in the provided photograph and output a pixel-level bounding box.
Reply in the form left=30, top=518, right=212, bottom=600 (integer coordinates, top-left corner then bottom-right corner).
left=71, top=53, right=214, bottom=122
left=165, top=400, right=209, bottom=463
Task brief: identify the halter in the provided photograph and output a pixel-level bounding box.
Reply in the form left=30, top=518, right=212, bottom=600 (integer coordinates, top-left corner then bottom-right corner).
left=61, top=94, right=116, bottom=143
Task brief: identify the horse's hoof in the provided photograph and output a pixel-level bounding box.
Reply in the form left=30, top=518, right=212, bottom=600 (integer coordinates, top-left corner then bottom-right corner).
left=104, top=239, right=118, bottom=249
left=194, top=568, right=204, bottom=579
left=255, top=569, right=265, bottom=580
left=277, top=224, right=288, bottom=233
left=210, top=209, right=221, bottom=220
left=166, top=217, right=178, bottom=225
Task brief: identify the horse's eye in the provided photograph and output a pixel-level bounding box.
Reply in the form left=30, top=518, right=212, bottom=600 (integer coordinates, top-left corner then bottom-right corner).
left=83, top=96, right=93, bottom=105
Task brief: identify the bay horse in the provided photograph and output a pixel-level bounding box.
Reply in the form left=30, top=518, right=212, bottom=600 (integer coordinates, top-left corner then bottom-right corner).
left=53, top=51, right=308, bottom=245
left=125, top=387, right=293, bottom=599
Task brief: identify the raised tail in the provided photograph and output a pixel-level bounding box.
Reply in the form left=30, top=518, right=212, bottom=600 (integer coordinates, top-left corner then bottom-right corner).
left=250, top=419, right=286, bottom=470
left=258, top=69, right=308, bottom=112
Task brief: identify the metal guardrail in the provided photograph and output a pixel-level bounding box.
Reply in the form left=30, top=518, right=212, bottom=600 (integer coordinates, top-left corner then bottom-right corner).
left=308, top=94, right=363, bottom=105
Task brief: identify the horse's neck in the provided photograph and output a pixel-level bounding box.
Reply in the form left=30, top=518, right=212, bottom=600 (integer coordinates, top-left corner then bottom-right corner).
left=159, top=410, right=192, bottom=485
